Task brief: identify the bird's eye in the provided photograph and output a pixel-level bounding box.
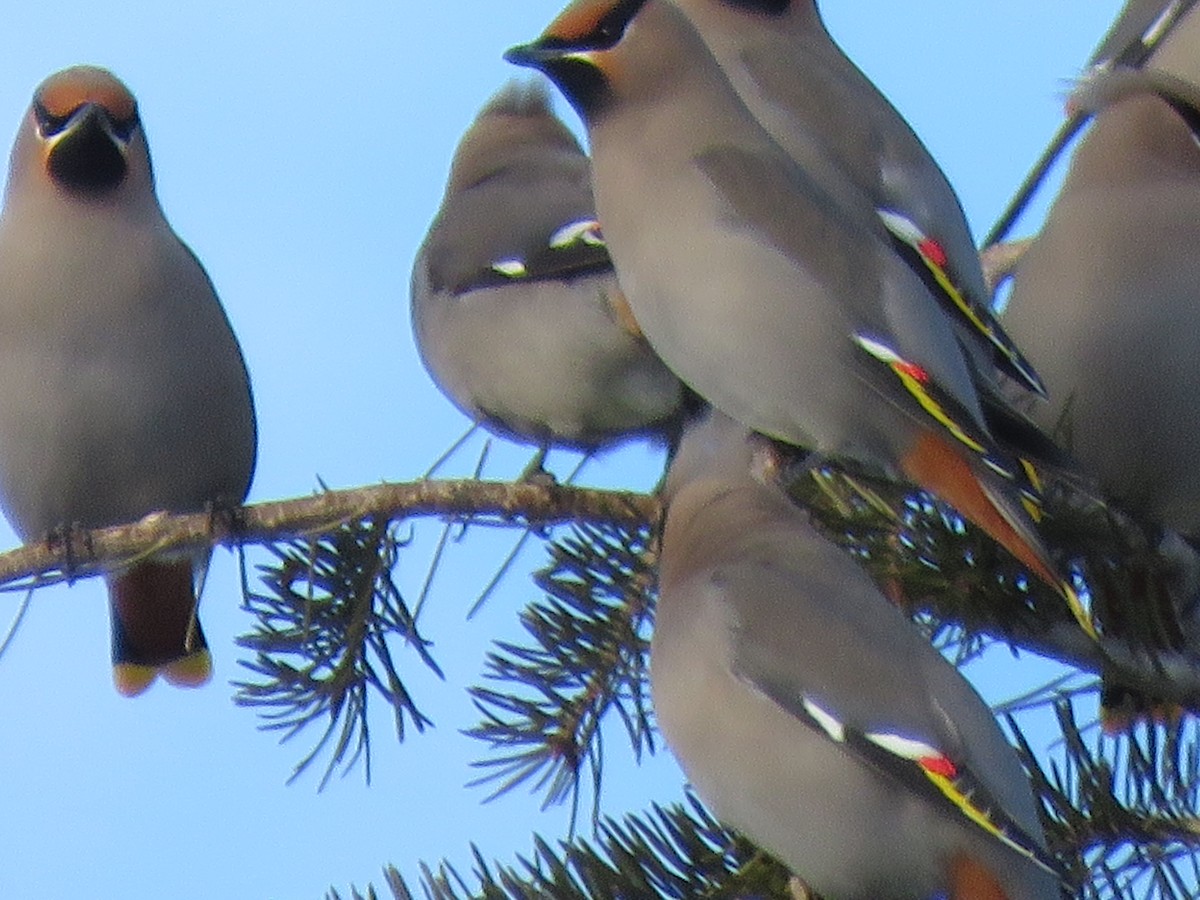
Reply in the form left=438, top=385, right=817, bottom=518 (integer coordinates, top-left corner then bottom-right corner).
left=594, top=10, right=623, bottom=41
left=592, top=0, right=644, bottom=48
left=110, top=114, right=138, bottom=142
left=34, top=102, right=72, bottom=137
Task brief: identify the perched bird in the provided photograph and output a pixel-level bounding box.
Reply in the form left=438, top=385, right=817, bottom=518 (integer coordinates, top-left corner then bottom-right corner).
left=0, top=66, right=257, bottom=696
left=667, top=0, right=1045, bottom=398
left=411, top=79, right=687, bottom=460
left=652, top=409, right=1065, bottom=900
left=1005, top=67, right=1200, bottom=728
left=507, top=0, right=1094, bottom=637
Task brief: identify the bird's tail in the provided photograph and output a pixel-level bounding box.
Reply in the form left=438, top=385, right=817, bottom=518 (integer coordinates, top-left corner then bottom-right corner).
left=947, top=852, right=1015, bottom=900
left=107, top=558, right=211, bottom=697
left=901, top=430, right=1096, bottom=640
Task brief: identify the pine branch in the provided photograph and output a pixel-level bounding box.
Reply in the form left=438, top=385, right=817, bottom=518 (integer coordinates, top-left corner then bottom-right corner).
left=306, top=467, right=1200, bottom=897
left=3, top=469, right=1195, bottom=721
left=0, top=478, right=650, bottom=787
left=327, top=867, right=414, bottom=900
left=336, top=795, right=796, bottom=900
left=788, top=462, right=1200, bottom=715
left=1012, top=703, right=1200, bottom=900
left=234, top=518, right=441, bottom=789
left=0, top=479, right=656, bottom=587
left=6, top=469, right=1200, bottom=807
left=465, top=521, right=658, bottom=816
left=344, top=692, right=1200, bottom=900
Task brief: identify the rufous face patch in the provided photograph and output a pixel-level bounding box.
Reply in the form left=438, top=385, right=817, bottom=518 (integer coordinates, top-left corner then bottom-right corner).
left=35, top=66, right=137, bottom=129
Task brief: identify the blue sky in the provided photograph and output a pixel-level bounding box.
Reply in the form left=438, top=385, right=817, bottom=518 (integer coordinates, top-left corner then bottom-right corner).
left=0, top=2, right=1123, bottom=897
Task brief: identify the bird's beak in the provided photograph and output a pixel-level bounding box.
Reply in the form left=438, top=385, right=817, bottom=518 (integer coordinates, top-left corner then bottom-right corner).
left=46, top=103, right=130, bottom=155
left=504, top=39, right=571, bottom=69
left=44, top=103, right=131, bottom=192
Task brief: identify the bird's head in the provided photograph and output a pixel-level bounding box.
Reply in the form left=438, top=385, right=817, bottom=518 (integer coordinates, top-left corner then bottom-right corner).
left=26, top=66, right=145, bottom=198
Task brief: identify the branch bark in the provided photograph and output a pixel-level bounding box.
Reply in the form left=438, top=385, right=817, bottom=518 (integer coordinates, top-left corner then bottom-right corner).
left=0, top=479, right=658, bottom=586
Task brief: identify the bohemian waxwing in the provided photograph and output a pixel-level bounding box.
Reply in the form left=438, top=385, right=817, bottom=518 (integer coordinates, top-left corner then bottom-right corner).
left=507, top=0, right=1094, bottom=639
left=411, top=79, right=687, bottom=456
left=652, top=408, right=1066, bottom=900
left=0, top=66, right=257, bottom=696
left=665, top=0, right=1046, bottom=399
left=1004, top=67, right=1200, bottom=729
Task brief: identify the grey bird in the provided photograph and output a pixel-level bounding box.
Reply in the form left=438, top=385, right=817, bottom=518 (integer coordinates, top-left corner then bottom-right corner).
left=506, top=0, right=1094, bottom=638
left=411, top=79, right=687, bottom=458
left=1005, top=67, right=1200, bottom=729
left=665, top=0, right=1045, bottom=399
left=652, top=408, right=1065, bottom=900
left=0, top=66, right=257, bottom=695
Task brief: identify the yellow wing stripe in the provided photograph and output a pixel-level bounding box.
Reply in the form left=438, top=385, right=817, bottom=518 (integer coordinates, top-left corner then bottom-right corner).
left=1020, top=458, right=1044, bottom=495
left=892, top=366, right=987, bottom=454
left=1061, top=581, right=1098, bottom=641
left=916, top=253, right=999, bottom=344
left=1020, top=494, right=1044, bottom=523
left=922, top=767, right=1010, bottom=844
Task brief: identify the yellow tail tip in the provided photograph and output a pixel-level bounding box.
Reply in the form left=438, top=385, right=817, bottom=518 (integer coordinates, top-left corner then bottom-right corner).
left=162, top=650, right=213, bottom=689
left=113, top=652, right=212, bottom=696
left=114, top=663, right=158, bottom=697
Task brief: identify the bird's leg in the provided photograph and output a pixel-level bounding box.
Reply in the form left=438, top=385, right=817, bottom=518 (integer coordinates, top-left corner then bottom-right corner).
left=518, top=446, right=559, bottom=486
left=44, top=521, right=94, bottom=584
